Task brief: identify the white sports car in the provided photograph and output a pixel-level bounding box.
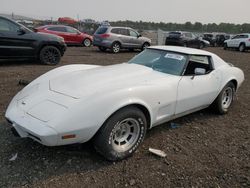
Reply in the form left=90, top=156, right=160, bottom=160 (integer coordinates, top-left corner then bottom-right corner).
left=5, top=46, right=244, bottom=161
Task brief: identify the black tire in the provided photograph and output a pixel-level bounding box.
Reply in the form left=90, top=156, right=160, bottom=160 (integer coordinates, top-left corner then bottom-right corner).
left=211, top=82, right=235, bottom=114
left=111, top=42, right=121, bottom=53
left=94, top=106, right=147, bottom=161
left=98, top=46, right=107, bottom=52
left=224, top=43, right=228, bottom=50
left=141, top=42, right=150, bottom=51
left=239, top=43, right=245, bottom=52
left=83, top=38, right=92, bottom=47
left=39, top=46, right=61, bottom=65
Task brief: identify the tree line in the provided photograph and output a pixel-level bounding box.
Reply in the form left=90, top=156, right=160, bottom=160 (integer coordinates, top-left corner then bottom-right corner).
left=109, top=20, right=250, bottom=33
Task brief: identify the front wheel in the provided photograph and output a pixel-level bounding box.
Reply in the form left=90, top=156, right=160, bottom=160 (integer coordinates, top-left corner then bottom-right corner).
left=94, top=106, right=147, bottom=161
left=211, top=82, right=235, bottom=114
left=83, top=38, right=92, bottom=47
left=141, top=42, right=150, bottom=51
left=239, top=43, right=245, bottom=52
left=39, top=46, right=61, bottom=65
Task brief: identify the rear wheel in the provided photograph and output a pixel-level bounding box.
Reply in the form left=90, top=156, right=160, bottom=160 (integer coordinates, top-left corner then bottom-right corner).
left=98, top=46, right=107, bottom=52
left=239, top=43, right=245, bottom=52
left=224, top=43, right=228, bottom=50
left=83, top=38, right=92, bottom=47
left=39, top=46, right=61, bottom=65
left=212, top=82, right=235, bottom=114
left=111, top=42, right=121, bottom=53
left=94, top=106, right=147, bottom=161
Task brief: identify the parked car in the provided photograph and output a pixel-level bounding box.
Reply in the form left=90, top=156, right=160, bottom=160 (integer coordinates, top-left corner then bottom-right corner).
left=224, top=33, right=250, bottom=52
left=203, top=33, right=231, bottom=47
left=215, top=34, right=231, bottom=47
left=165, top=31, right=209, bottom=49
left=36, top=25, right=93, bottom=47
left=0, top=16, right=66, bottom=65
left=203, top=33, right=216, bottom=46
left=5, top=46, right=244, bottom=161
left=93, top=26, right=151, bottom=53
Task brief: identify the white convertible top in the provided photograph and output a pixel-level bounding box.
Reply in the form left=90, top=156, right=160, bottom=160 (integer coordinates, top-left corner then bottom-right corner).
left=149, top=46, right=214, bottom=56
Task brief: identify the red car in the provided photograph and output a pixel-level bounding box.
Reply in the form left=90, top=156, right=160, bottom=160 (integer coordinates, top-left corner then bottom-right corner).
left=35, top=25, right=93, bottom=47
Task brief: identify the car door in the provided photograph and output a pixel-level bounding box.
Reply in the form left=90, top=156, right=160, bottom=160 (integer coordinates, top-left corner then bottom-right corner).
left=46, top=26, right=68, bottom=42
left=117, top=28, right=131, bottom=47
left=128, top=29, right=141, bottom=48
left=65, top=26, right=82, bottom=44
left=184, top=32, right=194, bottom=47
left=0, top=17, right=36, bottom=59
left=227, top=35, right=240, bottom=47
left=189, top=33, right=200, bottom=48
left=175, top=55, right=221, bottom=115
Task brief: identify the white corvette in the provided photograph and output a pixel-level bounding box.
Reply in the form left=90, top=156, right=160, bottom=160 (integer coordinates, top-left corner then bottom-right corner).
left=5, top=46, right=244, bottom=161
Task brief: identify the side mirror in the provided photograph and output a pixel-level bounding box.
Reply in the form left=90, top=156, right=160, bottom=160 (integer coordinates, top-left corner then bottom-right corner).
left=17, top=27, right=26, bottom=35
left=138, top=34, right=142, bottom=38
left=194, top=68, right=206, bottom=75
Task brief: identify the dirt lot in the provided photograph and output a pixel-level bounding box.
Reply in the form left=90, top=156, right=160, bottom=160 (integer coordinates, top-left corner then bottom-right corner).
left=0, top=47, right=249, bottom=188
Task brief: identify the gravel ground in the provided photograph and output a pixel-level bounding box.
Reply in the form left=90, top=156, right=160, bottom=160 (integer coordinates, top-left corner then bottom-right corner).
left=0, top=47, right=249, bottom=187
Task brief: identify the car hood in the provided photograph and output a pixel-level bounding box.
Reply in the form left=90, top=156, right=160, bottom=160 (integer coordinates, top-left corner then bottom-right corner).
left=49, top=63, right=168, bottom=99
left=36, top=32, right=63, bottom=41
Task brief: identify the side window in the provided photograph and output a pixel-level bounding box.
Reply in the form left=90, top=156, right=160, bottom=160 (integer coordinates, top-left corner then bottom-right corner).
left=129, top=30, right=138, bottom=37
left=0, top=18, right=20, bottom=32
left=184, top=55, right=213, bottom=75
left=232, top=35, right=240, bottom=39
left=48, top=27, right=67, bottom=32
left=66, top=27, right=78, bottom=34
left=119, top=28, right=129, bottom=36
left=184, top=33, right=192, bottom=38
left=111, top=28, right=119, bottom=34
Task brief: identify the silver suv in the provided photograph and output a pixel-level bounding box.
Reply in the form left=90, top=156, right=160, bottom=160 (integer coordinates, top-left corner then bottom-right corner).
left=93, top=26, right=151, bottom=53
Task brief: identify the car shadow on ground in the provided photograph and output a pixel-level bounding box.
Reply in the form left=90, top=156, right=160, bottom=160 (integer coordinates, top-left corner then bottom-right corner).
left=0, top=60, right=40, bottom=67
left=0, top=108, right=219, bottom=187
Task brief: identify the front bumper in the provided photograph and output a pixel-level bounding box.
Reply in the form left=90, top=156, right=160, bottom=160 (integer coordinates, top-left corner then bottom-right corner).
left=5, top=101, right=59, bottom=146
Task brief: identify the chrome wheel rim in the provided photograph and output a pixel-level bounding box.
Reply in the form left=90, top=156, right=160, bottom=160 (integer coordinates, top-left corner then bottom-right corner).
left=84, top=39, right=91, bottom=47
left=113, top=43, right=120, bottom=53
left=111, top=118, right=140, bottom=152
left=222, top=87, right=233, bottom=109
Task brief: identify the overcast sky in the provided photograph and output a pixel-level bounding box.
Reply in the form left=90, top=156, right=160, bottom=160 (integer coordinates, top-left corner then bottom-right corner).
left=1, top=0, right=250, bottom=24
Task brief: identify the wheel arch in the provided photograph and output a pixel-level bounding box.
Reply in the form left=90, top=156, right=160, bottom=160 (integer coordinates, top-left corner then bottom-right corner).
left=112, top=40, right=122, bottom=48
left=98, top=102, right=152, bottom=133
left=37, top=43, right=63, bottom=58
left=82, top=37, right=92, bottom=45
left=239, top=42, right=246, bottom=47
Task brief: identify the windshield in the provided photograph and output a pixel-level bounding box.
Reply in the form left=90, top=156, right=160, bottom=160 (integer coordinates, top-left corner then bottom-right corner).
left=128, top=49, right=187, bottom=76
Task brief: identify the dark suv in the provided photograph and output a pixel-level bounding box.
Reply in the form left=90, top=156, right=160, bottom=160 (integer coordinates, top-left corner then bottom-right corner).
left=93, top=26, right=151, bottom=53
left=0, top=16, right=67, bottom=65
left=165, top=31, right=209, bottom=49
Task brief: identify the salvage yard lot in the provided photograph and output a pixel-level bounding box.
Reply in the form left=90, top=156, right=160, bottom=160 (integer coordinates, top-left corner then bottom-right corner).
left=0, top=47, right=249, bottom=187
